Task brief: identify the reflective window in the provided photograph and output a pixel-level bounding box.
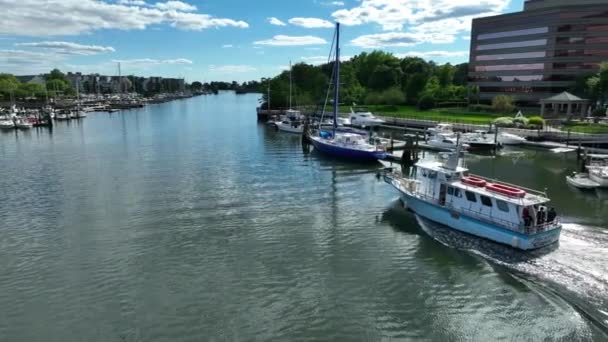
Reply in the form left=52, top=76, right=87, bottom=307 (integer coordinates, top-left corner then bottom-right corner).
left=465, top=191, right=477, bottom=203
left=496, top=200, right=510, bottom=213
left=474, top=63, right=544, bottom=72
left=477, top=39, right=546, bottom=51
left=556, top=37, right=585, bottom=44
left=554, top=49, right=608, bottom=57
left=558, top=24, right=608, bottom=32
left=480, top=195, right=493, bottom=207
left=477, top=27, right=548, bottom=40
left=553, top=63, right=600, bottom=70
left=476, top=51, right=545, bottom=61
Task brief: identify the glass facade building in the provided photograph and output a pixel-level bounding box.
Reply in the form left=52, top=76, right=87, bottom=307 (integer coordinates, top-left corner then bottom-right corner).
left=469, top=0, right=608, bottom=103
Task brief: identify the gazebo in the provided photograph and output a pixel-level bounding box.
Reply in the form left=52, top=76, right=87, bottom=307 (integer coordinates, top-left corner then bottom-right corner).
left=540, top=91, right=589, bottom=118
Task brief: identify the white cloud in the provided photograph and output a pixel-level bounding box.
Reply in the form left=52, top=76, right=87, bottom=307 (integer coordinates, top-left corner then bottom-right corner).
left=209, top=65, right=257, bottom=73
left=268, top=17, right=287, bottom=26
left=155, top=1, right=196, bottom=11
left=332, top=0, right=508, bottom=31
left=288, top=17, right=334, bottom=28
left=15, top=41, right=115, bottom=55
left=462, top=35, right=471, bottom=41
left=351, top=32, right=421, bottom=48
left=254, top=35, right=328, bottom=46
left=222, top=44, right=233, bottom=48
left=112, top=58, right=193, bottom=65
left=118, top=0, right=147, bottom=5
left=395, top=50, right=469, bottom=59
left=322, top=1, right=344, bottom=6
left=301, top=56, right=330, bottom=64
left=0, top=0, right=248, bottom=36
left=0, top=49, right=63, bottom=74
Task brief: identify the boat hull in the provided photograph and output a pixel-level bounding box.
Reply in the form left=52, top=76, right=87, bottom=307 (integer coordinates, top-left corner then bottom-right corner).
left=401, top=192, right=561, bottom=250
left=310, top=136, right=386, bottom=161
left=276, top=123, right=303, bottom=134
left=588, top=170, right=608, bottom=187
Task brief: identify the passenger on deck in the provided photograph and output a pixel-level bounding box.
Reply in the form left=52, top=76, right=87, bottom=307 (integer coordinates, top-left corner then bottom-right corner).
left=522, top=207, right=532, bottom=227
left=547, top=208, right=557, bottom=223
left=537, top=207, right=546, bottom=225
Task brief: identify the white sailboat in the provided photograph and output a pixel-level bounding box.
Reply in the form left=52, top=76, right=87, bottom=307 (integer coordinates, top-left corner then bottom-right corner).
left=276, top=61, right=304, bottom=134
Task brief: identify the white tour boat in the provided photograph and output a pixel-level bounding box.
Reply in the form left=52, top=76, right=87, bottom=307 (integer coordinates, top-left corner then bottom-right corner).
left=383, top=147, right=562, bottom=250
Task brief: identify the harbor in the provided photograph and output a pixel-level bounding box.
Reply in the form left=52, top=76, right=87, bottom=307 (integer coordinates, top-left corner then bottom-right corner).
left=1, top=92, right=607, bottom=341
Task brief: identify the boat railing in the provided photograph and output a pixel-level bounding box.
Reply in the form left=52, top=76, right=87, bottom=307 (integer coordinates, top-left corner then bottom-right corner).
left=468, top=173, right=548, bottom=198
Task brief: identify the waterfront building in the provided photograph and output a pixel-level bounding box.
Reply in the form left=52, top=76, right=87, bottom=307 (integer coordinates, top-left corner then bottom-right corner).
left=469, top=0, right=608, bottom=105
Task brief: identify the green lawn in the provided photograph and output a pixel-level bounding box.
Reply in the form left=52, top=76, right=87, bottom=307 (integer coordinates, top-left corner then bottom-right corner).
left=563, top=124, right=608, bottom=134
left=341, top=105, right=504, bottom=125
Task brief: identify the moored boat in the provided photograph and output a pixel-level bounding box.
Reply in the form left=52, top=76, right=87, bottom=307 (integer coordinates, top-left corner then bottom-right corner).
left=0, top=119, right=15, bottom=129
left=498, top=132, right=526, bottom=145
left=14, top=119, right=33, bottom=129
left=566, top=172, right=600, bottom=189
left=588, top=165, right=608, bottom=187
left=383, top=146, right=562, bottom=250
left=308, top=23, right=387, bottom=162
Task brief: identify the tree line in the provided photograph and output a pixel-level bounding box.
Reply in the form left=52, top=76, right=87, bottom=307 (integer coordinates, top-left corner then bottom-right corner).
left=0, top=69, right=75, bottom=101
left=257, top=51, right=470, bottom=110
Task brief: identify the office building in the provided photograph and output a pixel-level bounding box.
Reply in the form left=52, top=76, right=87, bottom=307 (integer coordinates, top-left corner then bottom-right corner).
left=469, top=0, right=608, bottom=104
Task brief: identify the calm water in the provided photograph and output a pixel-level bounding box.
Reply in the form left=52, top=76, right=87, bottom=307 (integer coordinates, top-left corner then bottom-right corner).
left=1, top=92, right=607, bottom=341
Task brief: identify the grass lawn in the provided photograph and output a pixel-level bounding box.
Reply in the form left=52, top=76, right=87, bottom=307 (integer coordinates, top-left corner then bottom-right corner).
left=563, top=124, right=608, bottom=134
left=340, top=105, right=504, bottom=125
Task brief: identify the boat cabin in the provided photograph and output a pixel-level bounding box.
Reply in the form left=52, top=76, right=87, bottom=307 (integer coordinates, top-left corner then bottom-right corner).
left=411, top=160, right=559, bottom=234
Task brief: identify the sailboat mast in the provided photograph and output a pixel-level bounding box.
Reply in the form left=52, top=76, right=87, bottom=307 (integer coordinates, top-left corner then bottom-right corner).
left=333, top=22, right=340, bottom=136
left=289, top=60, right=292, bottom=109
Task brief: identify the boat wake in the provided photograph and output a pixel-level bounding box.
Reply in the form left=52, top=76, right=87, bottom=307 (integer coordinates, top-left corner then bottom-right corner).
left=413, top=213, right=608, bottom=332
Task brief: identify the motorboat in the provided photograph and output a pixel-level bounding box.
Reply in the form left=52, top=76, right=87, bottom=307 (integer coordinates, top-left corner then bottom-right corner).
left=427, top=133, right=465, bottom=151
left=337, top=117, right=351, bottom=126
left=14, top=118, right=33, bottom=129
left=55, top=111, right=71, bottom=120
left=308, top=23, right=387, bottom=162
left=461, top=130, right=498, bottom=150
left=349, top=108, right=384, bottom=127
left=588, top=165, right=608, bottom=187
left=566, top=172, right=600, bottom=189
left=383, top=146, right=562, bottom=250
left=276, top=119, right=304, bottom=134
left=0, top=119, right=14, bottom=129
left=498, top=132, right=527, bottom=145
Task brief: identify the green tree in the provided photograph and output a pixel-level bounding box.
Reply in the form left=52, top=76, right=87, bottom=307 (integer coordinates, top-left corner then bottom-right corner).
left=453, top=63, right=469, bottom=86
left=191, top=81, right=203, bottom=91
left=0, top=73, right=21, bottom=99
left=404, top=73, right=429, bottom=104
left=436, top=63, right=455, bottom=88
left=492, top=95, right=515, bottom=113
left=15, top=83, right=46, bottom=99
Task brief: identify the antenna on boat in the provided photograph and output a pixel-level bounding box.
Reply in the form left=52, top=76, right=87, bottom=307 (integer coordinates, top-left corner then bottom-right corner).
left=443, top=142, right=462, bottom=171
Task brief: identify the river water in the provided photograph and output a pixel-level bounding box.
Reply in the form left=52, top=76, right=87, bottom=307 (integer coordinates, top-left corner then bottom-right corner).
left=0, top=92, right=607, bottom=341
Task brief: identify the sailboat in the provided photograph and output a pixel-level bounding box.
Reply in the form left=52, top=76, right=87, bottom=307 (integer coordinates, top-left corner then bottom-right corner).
left=276, top=61, right=304, bottom=134
left=74, top=80, right=87, bottom=119
left=309, top=23, right=387, bottom=162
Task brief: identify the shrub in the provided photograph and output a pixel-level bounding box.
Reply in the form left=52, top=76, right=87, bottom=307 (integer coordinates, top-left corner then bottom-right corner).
left=493, top=117, right=514, bottom=127
left=513, top=115, right=529, bottom=126
left=417, top=95, right=436, bottom=110
left=437, top=101, right=467, bottom=108
left=468, top=104, right=493, bottom=112
left=382, top=87, right=406, bottom=105
left=527, top=116, right=545, bottom=127
left=364, top=92, right=383, bottom=105
left=491, top=95, right=515, bottom=113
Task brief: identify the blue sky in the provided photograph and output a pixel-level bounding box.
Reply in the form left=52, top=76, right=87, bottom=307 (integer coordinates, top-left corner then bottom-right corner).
left=0, top=0, right=524, bottom=82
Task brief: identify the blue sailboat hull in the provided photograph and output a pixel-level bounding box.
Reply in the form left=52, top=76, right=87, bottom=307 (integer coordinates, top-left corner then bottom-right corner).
left=401, top=193, right=561, bottom=250
left=310, top=137, right=387, bottom=161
